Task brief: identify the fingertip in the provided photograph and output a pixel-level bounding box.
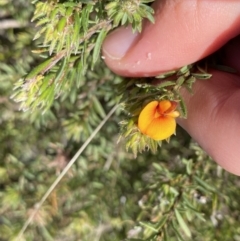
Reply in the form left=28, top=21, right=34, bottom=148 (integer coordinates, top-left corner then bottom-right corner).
left=103, top=0, right=240, bottom=77
left=102, top=26, right=140, bottom=61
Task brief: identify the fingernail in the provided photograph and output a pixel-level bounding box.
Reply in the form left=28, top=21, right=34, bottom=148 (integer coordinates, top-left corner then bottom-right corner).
left=103, top=26, right=140, bottom=60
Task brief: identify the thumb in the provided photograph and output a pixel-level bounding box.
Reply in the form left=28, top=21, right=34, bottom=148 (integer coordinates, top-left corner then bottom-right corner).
left=102, top=0, right=240, bottom=77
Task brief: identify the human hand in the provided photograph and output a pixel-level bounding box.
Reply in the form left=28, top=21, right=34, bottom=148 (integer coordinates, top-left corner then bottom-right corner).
left=102, top=0, right=240, bottom=175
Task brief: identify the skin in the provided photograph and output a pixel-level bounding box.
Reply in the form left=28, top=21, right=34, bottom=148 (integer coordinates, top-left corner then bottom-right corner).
left=102, top=0, right=240, bottom=175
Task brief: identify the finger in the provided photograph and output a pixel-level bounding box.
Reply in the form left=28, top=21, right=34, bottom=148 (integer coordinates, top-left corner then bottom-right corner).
left=102, top=0, right=240, bottom=77
left=178, top=70, right=240, bottom=175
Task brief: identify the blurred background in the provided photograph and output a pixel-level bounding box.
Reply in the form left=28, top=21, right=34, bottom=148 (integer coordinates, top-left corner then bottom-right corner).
left=1, top=1, right=240, bottom=241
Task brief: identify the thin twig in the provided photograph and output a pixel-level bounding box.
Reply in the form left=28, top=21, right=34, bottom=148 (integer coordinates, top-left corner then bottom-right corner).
left=0, top=20, right=27, bottom=29
left=15, top=104, right=118, bottom=241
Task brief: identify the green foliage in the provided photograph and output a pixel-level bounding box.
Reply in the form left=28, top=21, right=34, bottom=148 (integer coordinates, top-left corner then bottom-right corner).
left=106, top=0, right=155, bottom=32
left=12, top=0, right=155, bottom=113
left=1, top=1, right=240, bottom=241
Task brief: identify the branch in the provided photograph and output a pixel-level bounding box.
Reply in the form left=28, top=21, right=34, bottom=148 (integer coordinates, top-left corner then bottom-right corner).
left=0, top=20, right=27, bottom=29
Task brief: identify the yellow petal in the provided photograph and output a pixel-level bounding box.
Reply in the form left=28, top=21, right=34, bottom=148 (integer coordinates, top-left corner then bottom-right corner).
left=138, top=101, right=158, bottom=133
left=167, top=111, right=180, bottom=118
left=145, top=116, right=176, bottom=141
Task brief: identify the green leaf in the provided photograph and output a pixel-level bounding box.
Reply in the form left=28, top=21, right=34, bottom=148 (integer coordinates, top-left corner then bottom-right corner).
left=182, top=158, right=193, bottom=175
left=121, top=12, right=128, bottom=25
left=113, top=11, right=125, bottom=27
left=194, top=212, right=206, bottom=222
left=92, top=28, right=108, bottom=68
left=194, top=176, right=216, bottom=192
left=91, top=96, right=106, bottom=119
left=126, top=239, right=144, bottom=241
left=148, top=138, right=158, bottom=154
left=163, top=228, right=170, bottom=241
left=171, top=221, right=185, bottom=241
left=156, top=70, right=176, bottom=79
left=73, top=12, right=81, bottom=54
left=82, top=4, right=93, bottom=33
left=35, top=17, right=49, bottom=27
left=57, top=17, right=67, bottom=33
left=54, top=58, right=67, bottom=90
left=25, top=58, right=53, bottom=79
left=178, top=93, right=187, bottom=118
left=177, top=65, right=192, bottom=75
left=192, top=73, right=212, bottom=79
left=156, top=215, right=168, bottom=230
left=174, top=209, right=192, bottom=238
left=49, top=38, right=58, bottom=55
left=152, top=162, right=163, bottom=172
left=38, top=74, right=55, bottom=94
left=141, top=0, right=154, bottom=3
left=185, top=75, right=196, bottom=91
left=176, top=76, right=185, bottom=86
left=139, top=221, right=158, bottom=233
left=156, top=81, right=176, bottom=89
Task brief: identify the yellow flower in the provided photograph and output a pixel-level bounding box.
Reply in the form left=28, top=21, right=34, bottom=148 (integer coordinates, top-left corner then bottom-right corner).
left=138, top=100, right=180, bottom=141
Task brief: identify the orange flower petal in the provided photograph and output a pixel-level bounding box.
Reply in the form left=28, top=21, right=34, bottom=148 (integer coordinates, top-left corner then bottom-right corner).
left=145, top=116, right=176, bottom=141
left=164, top=101, right=178, bottom=114
left=138, top=101, right=159, bottom=133
left=158, top=100, right=172, bottom=113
